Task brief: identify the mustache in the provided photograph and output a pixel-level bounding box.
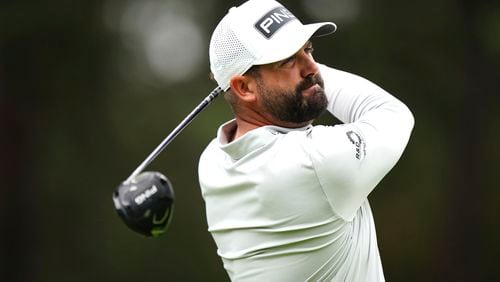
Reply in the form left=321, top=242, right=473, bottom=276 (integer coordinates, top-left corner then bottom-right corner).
left=296, top=74, right=325, bottom=92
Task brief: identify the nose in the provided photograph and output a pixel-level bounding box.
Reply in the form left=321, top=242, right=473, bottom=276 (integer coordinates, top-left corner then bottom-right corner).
left=298, top=50, right=319, bottom=78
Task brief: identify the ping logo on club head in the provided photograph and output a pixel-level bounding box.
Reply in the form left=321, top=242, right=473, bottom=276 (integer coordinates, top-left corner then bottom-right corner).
left=255, top=6, right=296, bottom=39
left=134, top=185, right=158, bottom=205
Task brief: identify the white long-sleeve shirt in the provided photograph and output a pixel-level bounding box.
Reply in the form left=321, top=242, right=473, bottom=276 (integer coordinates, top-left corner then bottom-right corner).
left=198, top=64, right=414, bottom=281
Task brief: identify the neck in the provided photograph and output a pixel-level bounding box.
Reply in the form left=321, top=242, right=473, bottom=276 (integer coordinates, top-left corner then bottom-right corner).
left=231, top=116, right=260, bottom=141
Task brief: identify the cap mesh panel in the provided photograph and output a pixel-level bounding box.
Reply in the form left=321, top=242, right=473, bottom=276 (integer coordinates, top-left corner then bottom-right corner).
left=210, top=19, right=256, bottom=90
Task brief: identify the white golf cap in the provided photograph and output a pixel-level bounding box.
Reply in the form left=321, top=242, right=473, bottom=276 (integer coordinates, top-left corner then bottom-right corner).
left=209, top=0, right=337, bottom=91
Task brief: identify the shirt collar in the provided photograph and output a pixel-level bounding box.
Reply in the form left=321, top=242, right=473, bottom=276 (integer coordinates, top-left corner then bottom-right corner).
left=216, top=119, right=312, bottom=160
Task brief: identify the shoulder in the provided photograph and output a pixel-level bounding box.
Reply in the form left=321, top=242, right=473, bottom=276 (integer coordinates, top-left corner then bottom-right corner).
left=199, top=138, right=219, bottom=165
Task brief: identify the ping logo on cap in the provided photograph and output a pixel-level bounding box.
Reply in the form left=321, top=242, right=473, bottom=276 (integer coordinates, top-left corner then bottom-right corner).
left=255, top=6, right=296, bottom=39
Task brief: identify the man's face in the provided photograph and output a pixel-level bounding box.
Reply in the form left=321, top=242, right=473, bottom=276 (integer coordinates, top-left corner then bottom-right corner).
left=250, top=41, right=328, bottom=125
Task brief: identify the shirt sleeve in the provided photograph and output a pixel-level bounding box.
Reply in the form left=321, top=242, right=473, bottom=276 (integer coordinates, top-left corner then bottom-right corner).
left=307, top=64, right=415, bottom=221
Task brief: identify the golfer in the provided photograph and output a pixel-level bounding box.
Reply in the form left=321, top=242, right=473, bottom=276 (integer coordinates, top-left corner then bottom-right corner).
left=198, top=0, right=414, bottom=281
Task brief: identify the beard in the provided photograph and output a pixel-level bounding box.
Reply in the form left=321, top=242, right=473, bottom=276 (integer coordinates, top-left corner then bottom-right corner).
left=256, top=73, right=328, bottom=124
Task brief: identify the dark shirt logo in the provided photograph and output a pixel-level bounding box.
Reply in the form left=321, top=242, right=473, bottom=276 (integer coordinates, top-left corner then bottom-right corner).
left=346, top=131, right=366, bottom=160
left=254, top=6, right=297, bottom=39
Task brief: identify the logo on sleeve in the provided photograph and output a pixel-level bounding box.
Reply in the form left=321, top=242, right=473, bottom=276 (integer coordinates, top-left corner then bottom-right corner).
left=346, top=131, right=366, bottom=160
left=254, top=7, right=296, bottom=39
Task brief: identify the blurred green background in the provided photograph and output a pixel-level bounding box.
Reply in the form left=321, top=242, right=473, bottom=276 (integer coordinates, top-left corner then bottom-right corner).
left=1, top=0, right=499, bottom=281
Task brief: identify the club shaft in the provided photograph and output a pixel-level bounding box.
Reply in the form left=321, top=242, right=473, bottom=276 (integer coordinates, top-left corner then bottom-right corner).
left=125, top=86, right=223, bottom=183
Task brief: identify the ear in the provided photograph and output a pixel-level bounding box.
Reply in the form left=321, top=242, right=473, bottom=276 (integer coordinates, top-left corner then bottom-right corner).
left=229, top=75, right=257, bottom=102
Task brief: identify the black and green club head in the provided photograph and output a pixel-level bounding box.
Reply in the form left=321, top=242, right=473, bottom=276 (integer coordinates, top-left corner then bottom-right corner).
left=113, top=171, right=174, bottom=237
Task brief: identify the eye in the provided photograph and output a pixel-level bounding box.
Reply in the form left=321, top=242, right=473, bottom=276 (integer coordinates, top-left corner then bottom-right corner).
left=304, top=42, right=314, bottom=55
left=305, top=46, right=314, bottom=54
left=280, top=55, right=295, bottom=67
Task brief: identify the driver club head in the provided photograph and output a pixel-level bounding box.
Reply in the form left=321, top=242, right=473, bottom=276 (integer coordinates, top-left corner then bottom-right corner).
left=113, top=171, right=174, bottom=237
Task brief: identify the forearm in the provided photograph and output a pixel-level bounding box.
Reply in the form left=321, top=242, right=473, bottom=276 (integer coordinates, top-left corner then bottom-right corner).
left=319, top=63, right=414, bottom=147
left=320, top=65, right=414, bottom=127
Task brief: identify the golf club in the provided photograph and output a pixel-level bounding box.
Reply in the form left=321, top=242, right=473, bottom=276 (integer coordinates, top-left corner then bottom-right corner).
left=113, top=86, right=223, bottom=237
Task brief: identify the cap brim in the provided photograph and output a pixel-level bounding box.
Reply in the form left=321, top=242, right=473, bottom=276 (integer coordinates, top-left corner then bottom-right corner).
left=254, top=21, right=336, bottom=66
left=312, top=22, right=337, bottom=37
